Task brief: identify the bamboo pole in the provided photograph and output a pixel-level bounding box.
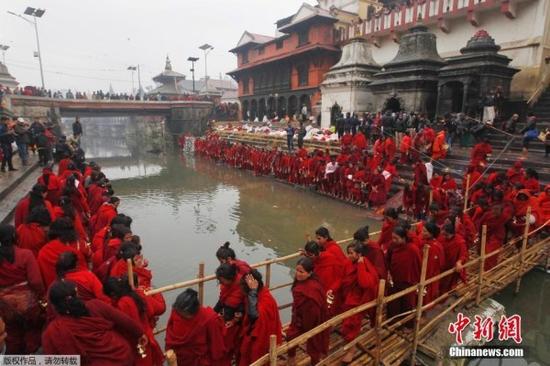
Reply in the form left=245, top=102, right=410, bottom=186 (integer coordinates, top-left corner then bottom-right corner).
left=269, top=335, right=278, bottom=366
left=428, top=189, right=433, bottom=206
left=374, top=279, right=386, bottom=365
left=463, top=174, right=471, bottom=212
left=265, top=263, right=272, bottom=288
left=515, top=207, right=531, bottom=294
left=198, top=262, right=205, bottom=305
left=127, top=259, right=135, bottom=289
left=476, top=225, right=487, bottom=305
left=410, top=245, right=430, bottom=364
left=165, top=349, right=177, bottom=366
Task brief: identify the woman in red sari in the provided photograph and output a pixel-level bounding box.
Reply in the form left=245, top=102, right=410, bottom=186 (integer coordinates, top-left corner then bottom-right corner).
left=38, top=218, right=89, bottom=288
left=104, top=276, right=164, bottom=366
left=386, top=226, right=421, bottom=328
left=214, top=263, right=245, bottom=365
left=37, top=166, right=62, bottom=205
left=55, top=251, right=110, bottom=304
left=0, top=224, right=45, bottom=353
left=14, top=184, right=55, bottom=229
left=92, top=224, right=132, bottom=274
left=420, top=222, right=445, bottom=306
left=239, top=269, right=282, bottom=366
left=53, top=195, right=89, bottom=243
left=286, top=257, right=329, bottom=366
left=43, top=280, right=145, bottom=366
left=439, top=223, right=468, bottom=293
left=165, top=289, right=228, bottom=366
left=340, top=242, right=379, bottom=364
left=16, top=206, right=51, bottom=257
left=90, top=197, right=120, bottom=236
left=353, top=226, right=387, bottom=280
left=215, top=242, right=251, bottom=275
left=368, top=166, right=387, bottom=208
left=378, top=208, right=399, bottom=252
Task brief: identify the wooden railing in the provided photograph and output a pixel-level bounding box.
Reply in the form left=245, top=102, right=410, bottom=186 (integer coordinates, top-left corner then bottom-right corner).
left=527, top=60, right=550, bottom=107
left=250, top=216, right=549, bottom=365
left=143, top=203, right=549, bottom=364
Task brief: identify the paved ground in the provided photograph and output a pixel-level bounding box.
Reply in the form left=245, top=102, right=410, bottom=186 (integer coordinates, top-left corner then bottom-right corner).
left=0, top=151, right=40, bottom=224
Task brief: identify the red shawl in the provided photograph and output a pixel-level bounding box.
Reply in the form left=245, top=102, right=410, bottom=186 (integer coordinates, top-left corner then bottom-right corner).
left=16, top=223, right=47, bottom=258
left=38, top=239, right=87, bottom=288
left=42, top=299, right=143, bottom=366
left=165, top=307, right=227, bottom=366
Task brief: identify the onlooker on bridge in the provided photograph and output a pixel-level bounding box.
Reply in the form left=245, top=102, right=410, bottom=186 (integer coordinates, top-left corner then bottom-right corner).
left=14, top=118, right=30, bottom=166
left=72, top=117, right=83, bottom=141
left=0, top=116, right=16, bottom=172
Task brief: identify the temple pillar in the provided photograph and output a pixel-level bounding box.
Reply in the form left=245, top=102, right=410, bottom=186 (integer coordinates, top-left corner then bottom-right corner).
left=462, top=79, right=470, bottom=113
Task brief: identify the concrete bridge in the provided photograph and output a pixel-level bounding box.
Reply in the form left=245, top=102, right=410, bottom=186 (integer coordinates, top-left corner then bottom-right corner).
left=3, top=95, right=214, bottom=137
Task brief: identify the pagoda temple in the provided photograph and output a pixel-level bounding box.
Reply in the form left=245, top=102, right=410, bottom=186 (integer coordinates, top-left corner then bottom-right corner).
left=149, top=56, right=187, bottom=97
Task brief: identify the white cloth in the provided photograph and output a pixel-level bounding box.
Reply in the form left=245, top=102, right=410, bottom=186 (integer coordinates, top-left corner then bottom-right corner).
left=325, top=162, right=338, bottom=177
left=425, top=162, right=434, bottom=182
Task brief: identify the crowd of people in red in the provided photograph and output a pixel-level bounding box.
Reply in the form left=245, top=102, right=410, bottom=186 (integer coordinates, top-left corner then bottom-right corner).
left=0, top=121, right=548, bottom=365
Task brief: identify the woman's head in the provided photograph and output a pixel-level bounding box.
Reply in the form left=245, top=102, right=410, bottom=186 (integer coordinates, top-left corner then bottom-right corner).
left=346, top=241, right=362, bottom=262
left=392, top=226, right=409, bottom=245
left=110, top=214, right=132, bottom=229
left=27, top=206, right=52, bottom=226
left=304, top=240, right=321, bottom=257
left=58, top=196, right=76, bottom=220
left=117, top=241, right=140, bottom=261
left=423, top=222, right=440, bottom=240
left=49, top=280, right=89, bottom=317
left=173, top=288, right=200, bottom=318
left=110, top=224, right=132, bottom=241
left=295, top=257, right=314, bottom=282
left=104, top=275, right=144, bottom=314
left=215, top=263, right=238, bottom=285
left=384, top=208, right=399, bottom=221
left=55, top=251, right=78, bottom=278
left=48, top=218, right=77, bottom=243
left=240, top=269, right=264, bottom=294
left=0, top=224, right=16, bottom=264
left=442, top=222, right=455, bottom=238
left=315, top=227, right=332, bottom=245
left=353, top=226, right=369, bottom=243
left=216, top=242, right=236, bottom=263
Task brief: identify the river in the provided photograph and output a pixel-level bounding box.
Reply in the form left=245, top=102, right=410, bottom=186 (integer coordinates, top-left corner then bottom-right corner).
left=65, top=117, right=548, bottom=364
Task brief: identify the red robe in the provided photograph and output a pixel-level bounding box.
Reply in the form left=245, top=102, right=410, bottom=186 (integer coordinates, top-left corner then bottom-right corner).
left=479, top=210, right=507, bottom=271
left=110, top=259, right=154, bottom=288
left=378, top=219, right=396, bottom=252
left=286, top=278, right=329, bottom=364
left=42, top=299, right=143, bottom=366
left=90, top=203, right=117, bottom=235
left=422, top=240, right=445, bottom=306
left=0, top=247, right=45, bottom=353
left=115, top=294, right=164, bottom=366
left=431, top=131, right=447, bottom=160
left=63, top=269, right=111, bottom=304
left=352, top=132, right=367, bottom=150
left=239, top=288, right=282, bottom=366
left=217, top=275, right=245, bottom=362
left=387, top=242, right=421, bottom=323
left=362, top=240, right=387, bottom=280
left=14, top=197, right=55, bottom=229
left=439, top=234, right=468, bottom=293
left=384, top=138, right=396, bottom=161
left=369, top=173, right=387, bottom=206
left=165, top=307, right=227, bottom=366
left=16, top=222, right=47, bottom=257
left=340, top=258, right=379, bottom=340
left=38, top=172, right=62, bottom=205
left=57, top=158, right=72, bottom=176
left=37, top=239, right=88, bottom=288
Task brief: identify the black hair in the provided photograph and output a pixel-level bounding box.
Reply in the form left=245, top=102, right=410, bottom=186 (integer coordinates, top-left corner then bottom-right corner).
left=393, top=226, right=409, bottom=240
left=442, top=222, right=455, bottom=235
left=0, top=224, right=16, bottom=263
left=49, top=280, right=90, bottom=317
left=384, top=207, right=399, bottom=220
left=27, top=206, right=52, bottom=226
left=58, top=196, right=76, bottom=221
left=424, top=222, right=440, bottom=238
left=493, top=190, right=504, bottom=202
left=315, top=227, right=332, bottom=240
left=240, top=269, right=264, bottom=294
left=62, top=175, right=78, bottom=196
left=525, top=168, right=538, bottom=180
left=216, top=241, right=237, bottom=261
left=116, top=241, right=139, bottom=261
left=346, top=240, right=363, bottom=254
left=429, top=203, right=440, bottom=212
left=296, top=257, right=314, bottom=273
left=109, top=196, right=120, bottom=205
left=173, top=288, right=200, bottom=316
left=104, top=276, right=145, bottom=315
left=110, top=214, right=133, bottom=229
left=215, top=263, right=238, bottom=281
left=110, top=224, right=132, bottom=240
left=56, top=251, right=78, bottom=278
left=353, top=225, right=369, bottom=242
left=29, top=184, right=47, bottom=213
left=48, top=217, right=77, bottom=243
left=304, top=240, right=322, bottom=256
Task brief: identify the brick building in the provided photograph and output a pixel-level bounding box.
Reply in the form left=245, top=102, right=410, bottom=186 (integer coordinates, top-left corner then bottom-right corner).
left=228, top=3, right=348, bottom=121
